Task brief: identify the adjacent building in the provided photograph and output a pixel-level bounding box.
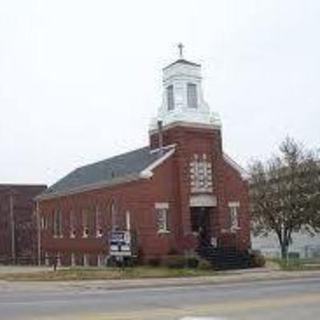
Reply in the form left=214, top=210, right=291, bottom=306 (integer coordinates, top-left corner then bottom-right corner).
left=0, top=184, right=47, bottom=264
left=36, top=52, right=251, bottom=266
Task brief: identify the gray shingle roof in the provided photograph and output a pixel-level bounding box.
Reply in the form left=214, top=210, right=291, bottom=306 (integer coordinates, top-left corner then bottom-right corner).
left=39, top=146, right=173, bottom=199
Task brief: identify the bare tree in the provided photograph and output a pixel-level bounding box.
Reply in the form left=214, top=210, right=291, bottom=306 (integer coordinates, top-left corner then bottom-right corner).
left=249, top=137, right=320, bottom=259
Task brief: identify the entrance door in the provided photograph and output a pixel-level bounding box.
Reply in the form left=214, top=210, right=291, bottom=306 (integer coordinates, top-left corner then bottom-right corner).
left=190, top=207, right=212, bottom=245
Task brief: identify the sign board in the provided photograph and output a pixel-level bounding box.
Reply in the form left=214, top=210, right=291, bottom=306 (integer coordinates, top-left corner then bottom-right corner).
left=109, top=231, right=133, bottom=257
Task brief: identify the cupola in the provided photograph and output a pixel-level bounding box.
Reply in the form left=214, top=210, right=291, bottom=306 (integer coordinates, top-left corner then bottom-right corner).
left=150, top=44, right=221, bottom=132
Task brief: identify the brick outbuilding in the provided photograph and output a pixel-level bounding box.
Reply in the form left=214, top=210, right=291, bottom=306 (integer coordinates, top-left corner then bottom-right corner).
left=36, top=53, right=250, bottom=267
left=0, top=184, right=47, bottom=264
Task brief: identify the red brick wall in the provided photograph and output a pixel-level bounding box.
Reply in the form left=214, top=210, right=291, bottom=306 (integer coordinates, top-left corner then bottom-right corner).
left=219, top=160, right=251, bottom=251
left=150, top=124, right=250, bottom=252
left=150, top=125, right=222, bottom=239
left=39, top=124, right=251, bottom=265
left=39, top=155, right=178, bottom=263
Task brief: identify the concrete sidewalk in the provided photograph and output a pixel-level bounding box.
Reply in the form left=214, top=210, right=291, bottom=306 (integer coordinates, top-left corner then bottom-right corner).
left=1, top=268, right=320, bottom=293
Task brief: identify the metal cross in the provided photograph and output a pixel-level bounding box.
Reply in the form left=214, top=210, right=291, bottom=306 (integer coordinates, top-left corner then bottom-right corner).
left=178, top=43, right=184, bottom=58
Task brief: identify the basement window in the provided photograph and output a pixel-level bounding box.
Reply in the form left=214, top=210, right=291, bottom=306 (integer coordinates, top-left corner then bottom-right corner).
left=83, top=254, right=89, bottom=267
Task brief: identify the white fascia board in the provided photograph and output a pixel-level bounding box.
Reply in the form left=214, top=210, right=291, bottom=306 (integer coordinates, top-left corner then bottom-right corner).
left=139, top=148, right=175, bottom=179
left=223, top=153, right=249, bottom=180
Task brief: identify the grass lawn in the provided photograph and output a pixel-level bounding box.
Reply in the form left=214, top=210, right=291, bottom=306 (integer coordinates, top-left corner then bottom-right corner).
left=0, top=266, right=216, bottom=282
left=270, top=258, right=320, bottom=271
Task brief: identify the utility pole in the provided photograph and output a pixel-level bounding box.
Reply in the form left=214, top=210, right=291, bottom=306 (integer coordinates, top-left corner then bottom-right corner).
left=9, top=191, right=16, bottom=264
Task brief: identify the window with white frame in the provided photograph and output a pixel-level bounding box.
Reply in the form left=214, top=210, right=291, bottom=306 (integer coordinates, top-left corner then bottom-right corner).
left=228, top=202, right=240, bottom=231
left=41, top=214, right=48, bottom=230
left=155, top=203, right=169, bottom=232
left=187, top=83, right=198, bottom=109
left=95, top=206, right=103, bottom=238
left=167, top=85, right=175, bottom=110
left=70, top=211, right=76, bottom=238
left=53, top=210, right=62, bottom=238
left=125, top=210, right=131, bottom=231
left=82, top=210, right=89, bottom=238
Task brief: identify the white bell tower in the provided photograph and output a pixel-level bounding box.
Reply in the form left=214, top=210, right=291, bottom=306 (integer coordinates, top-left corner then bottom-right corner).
left=150, top=44, right=221, bottom=131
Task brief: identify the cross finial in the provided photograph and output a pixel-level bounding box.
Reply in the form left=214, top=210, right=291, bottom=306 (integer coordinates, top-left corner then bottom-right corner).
left=178, top=43, right=184, bottom=59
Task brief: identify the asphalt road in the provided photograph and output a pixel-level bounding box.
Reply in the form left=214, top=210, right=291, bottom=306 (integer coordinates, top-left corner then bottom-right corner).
left=0, top=277, right=319, bottom=320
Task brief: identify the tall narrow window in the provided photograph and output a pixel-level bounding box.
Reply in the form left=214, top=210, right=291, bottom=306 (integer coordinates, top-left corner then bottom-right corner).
left=53, top=211, right=57, bottom=236
left=95, top=206, right=103, bottom=238
left=53, top=210, right=62, bottom=238
left=155, top=203, right=169, bottom=233
left=41, top=214, right=48, bottom=230
left=228, top=202, right=240, bottom=231
left=111, top=200, right=117, bottom=231
left=70, top=211, right=76, bottom=238
left=187, top=83, right=198, bottom=109
left=82, top=210, right=89, bottom=238
left=126, top=211, right=131, bottom=231
left=167, top=85, right=174, bottom=110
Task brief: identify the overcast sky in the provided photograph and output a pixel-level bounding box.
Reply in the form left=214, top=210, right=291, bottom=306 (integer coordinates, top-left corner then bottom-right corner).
left=0, top=0, right=319, bottom=186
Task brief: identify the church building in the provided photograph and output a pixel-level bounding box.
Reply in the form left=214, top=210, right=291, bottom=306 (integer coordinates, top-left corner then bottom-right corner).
left=36, top=49, right=250, bottom=267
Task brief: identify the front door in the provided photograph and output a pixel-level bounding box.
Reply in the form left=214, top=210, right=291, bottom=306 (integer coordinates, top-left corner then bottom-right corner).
left=190, top=207, right=212, bottom=245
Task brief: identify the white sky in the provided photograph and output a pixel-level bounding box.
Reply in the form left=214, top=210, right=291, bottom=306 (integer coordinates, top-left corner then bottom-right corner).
left=0, top=0, right=319, bottom=186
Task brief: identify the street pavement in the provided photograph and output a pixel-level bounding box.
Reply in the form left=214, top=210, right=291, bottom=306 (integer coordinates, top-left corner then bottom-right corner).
left=0, top=276, right=319, bottom=320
